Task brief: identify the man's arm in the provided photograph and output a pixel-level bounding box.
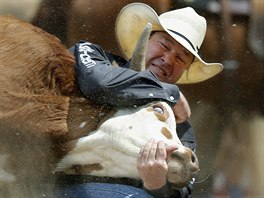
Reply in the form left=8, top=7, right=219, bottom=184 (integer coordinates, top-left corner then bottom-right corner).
left=72, top=41, right=180, bottom=107
left=173, top=92, right=191, bottom=123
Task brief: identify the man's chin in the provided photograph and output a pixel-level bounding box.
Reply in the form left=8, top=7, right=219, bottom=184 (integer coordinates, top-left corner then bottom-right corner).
left=157, top=76, right=170, bottom=83
left=159, top=76, right=176, bottom=84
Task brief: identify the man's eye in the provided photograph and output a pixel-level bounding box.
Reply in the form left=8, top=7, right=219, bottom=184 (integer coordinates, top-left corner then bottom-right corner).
left=176, top=56, right=186, bottom=64
left=179, top=57, right=185, bottom=63
left=159, top=42, right=169, bottom=50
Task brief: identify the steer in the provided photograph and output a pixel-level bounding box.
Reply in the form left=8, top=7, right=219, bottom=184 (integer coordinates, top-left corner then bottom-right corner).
left=0, top=15, right=199, bottom=196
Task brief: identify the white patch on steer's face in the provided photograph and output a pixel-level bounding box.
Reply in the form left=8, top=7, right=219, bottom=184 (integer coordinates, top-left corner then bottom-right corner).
left=55, top=101, right=199, bottom=187
left=105, top=101, right=182, bottom=149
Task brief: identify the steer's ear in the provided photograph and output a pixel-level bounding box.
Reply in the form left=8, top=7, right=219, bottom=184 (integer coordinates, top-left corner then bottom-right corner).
left=129, top=23, right=152, bottom=72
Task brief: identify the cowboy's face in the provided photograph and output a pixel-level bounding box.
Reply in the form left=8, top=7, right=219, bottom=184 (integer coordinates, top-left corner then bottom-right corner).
left=145, top=32, right=194, bottom=84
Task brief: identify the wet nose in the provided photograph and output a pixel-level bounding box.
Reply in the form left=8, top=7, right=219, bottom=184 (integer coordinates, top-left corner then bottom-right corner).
left=171, top=147, right=199, bottom=167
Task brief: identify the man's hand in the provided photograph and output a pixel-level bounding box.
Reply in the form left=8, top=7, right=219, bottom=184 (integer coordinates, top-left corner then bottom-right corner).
left=172, top=91, right=191, bottom=123
left=137, top=139, right=178, bottom=190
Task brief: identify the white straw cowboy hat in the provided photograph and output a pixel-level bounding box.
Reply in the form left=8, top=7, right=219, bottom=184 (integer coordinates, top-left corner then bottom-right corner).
left=115, top=3, right=223, bottom=84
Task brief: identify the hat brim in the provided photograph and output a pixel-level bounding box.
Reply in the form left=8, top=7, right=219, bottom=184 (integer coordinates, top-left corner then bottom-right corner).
left=178, top=58, right=223, bottom=84
left=115, top=3, right=161, bottom=60
left=115, top=3, right=223, bottom=84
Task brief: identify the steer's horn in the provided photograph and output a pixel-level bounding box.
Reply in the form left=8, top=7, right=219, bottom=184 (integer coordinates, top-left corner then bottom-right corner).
left=130, top=23, right=152, bottom=72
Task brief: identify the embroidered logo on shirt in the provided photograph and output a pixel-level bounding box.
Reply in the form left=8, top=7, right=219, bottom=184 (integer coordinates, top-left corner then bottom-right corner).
left=79, top=43, right=96, bottom=68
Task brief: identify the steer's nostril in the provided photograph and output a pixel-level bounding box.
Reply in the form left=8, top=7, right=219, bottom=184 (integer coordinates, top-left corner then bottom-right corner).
left=191, top=153, right=196, bottom=163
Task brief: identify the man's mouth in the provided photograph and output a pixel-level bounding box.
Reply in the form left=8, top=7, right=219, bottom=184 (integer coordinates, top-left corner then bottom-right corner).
left=153, top=64, right=166, bottom=76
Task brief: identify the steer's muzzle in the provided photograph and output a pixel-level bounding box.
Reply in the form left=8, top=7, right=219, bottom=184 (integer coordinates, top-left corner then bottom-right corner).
left=167, top=146, right=199, bottom=188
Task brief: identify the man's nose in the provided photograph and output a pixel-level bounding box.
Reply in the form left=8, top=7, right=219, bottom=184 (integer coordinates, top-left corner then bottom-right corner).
left=162, top=53, right=174, bottom=67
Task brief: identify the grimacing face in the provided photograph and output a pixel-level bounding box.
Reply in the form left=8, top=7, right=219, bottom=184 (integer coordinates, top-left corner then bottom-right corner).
left=145, top=31, right=194, bottom=84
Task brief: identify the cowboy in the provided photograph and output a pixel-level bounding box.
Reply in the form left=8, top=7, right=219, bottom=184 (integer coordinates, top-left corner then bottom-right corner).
left=66, top=3, right=223, bottom=198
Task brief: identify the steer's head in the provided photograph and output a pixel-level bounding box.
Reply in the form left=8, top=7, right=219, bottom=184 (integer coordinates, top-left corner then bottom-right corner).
left=143, top=102, right=199, bottom=188
left=55, top=101, right=199, bottom=188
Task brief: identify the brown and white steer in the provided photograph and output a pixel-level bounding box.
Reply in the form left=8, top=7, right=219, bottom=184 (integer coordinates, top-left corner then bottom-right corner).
left=0, top=15, right=199, bottom=195
left=55, top=101, right=199, bottom=187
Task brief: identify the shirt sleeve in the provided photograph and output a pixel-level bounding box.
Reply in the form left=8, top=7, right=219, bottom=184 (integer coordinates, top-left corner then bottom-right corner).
left=72, top=41, right=180, bottom=107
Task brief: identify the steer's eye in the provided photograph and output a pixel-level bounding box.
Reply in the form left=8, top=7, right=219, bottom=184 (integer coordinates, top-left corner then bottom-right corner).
left=153, top=106, right=164, bottom=114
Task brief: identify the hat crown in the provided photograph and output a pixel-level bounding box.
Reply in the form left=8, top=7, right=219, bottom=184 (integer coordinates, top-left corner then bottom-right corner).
left=159, top=7, right=206, bottom=53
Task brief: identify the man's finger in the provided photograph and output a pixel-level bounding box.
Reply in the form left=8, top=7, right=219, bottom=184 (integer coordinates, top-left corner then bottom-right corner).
left=155, top=141, right=166, bottom=161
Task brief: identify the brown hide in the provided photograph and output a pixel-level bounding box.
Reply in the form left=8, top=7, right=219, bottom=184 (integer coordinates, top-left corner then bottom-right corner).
left=0, top=15, right=76, bottom=134
left=0, top=16, right=113, bottom=192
